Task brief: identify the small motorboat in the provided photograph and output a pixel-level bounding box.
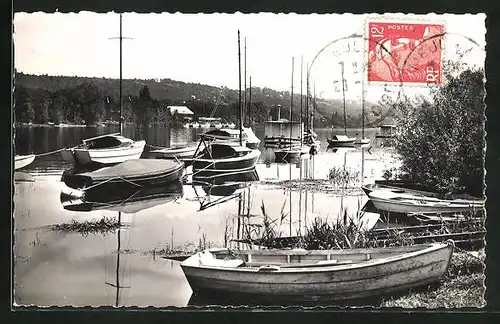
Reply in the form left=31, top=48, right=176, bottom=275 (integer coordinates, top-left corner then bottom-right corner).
left=61, top=133, right=146, bottom=167
left=191, top=140, right=261, bottom=179
left=327, top=135, right=356, bottom=147
left=181, top=242, right=454, bottom=302
left=62, top=159, right=185, bottom=194
left=368, top=189, right=484, bottom=214
left=149, top=144, right=198, bottom=160
left=14, top=154, right=36, bottom=170
left=203, top=128, right=261, bottom=149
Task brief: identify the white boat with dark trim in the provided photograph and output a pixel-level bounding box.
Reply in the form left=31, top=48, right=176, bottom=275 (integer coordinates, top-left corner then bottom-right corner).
left=181, top=242, right=454, bottom=302
left=61, top=133, right=146, bottom=166
left=14, top=154, right=36, bottom=170
left=191, top=140, right=261, bottom=179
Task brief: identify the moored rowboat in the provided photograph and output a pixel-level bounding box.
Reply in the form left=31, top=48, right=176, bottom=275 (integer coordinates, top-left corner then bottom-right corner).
left=368, top=189, right=484, bottom=214
left=181, top=242, right=454, bottom=302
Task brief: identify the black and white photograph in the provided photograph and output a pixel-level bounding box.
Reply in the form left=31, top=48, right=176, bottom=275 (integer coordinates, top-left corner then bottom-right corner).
left=12, top=12, right=487, bottom=308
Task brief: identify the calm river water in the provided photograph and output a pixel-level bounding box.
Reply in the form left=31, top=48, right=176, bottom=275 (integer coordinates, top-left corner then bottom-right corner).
left=13, top=125, right=399, bottom=307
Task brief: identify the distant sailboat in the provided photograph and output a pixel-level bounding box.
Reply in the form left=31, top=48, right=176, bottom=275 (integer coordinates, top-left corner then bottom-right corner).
left=355, top=64, right=370, bottom=145
left=191, top=31, right=261, bottom=178
left=328, top=61, right=356, bottom=148
left=275, top=57, right=308, bottom=163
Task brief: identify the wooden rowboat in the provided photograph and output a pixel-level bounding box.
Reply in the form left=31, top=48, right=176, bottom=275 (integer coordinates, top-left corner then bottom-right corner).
left=14, top=154, right=36, bottom=170
left=369, top=189, right=484, bottom=214
left=181, top=242, right=454, bottom=302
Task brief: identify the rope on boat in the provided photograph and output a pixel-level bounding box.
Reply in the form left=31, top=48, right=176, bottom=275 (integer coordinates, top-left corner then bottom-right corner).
left=33, top=146, right=77, bottom=158
left=145, top=143, right=166, bottom=150
left=190, top=161, right=216, bottom=177
left=82, top=176, right=143, bottom=191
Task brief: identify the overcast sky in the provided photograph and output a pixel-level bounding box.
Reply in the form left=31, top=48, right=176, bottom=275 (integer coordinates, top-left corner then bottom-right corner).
left=14, top=12, right=486, bottom=101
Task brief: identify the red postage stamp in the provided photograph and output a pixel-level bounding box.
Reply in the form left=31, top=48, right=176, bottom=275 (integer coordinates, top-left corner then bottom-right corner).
left=367, top=20, right=445, bottom=84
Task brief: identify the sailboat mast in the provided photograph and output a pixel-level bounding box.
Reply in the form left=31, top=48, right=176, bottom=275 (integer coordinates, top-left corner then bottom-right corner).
left=300, top=56, right=303, bottom=147
left=238, top=31, right=242, bottom=146
left=119, top=14, right=123, bottom=135
left=305, top=63, right=309, bottom=133
left=361, top=66, right=365, bottom=139
left=340, top=62, right=347, bottom=136
left=290, top=57, right=294, bottom=144
left=313, top=81, right=316, bottom=131
left=244, top=37, right=247, bottom=127
left=249, top=76, right=252, bottom=128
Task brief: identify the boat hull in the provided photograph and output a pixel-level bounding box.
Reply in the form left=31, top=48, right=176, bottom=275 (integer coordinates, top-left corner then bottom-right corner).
left=62, top=159, right=185, bottom=190
left=149, top=145, right=197, bottom=160
left=192, top=150, right=261, bottom=175
left=62, top=140, right=146, bottom=166
left=369, top=189, right=484, bottom=214
left=181, top=243, right=453, bottom=302
left=14, top=154, right=36, bottom=170
left=327, top=139, right=356, bottom=147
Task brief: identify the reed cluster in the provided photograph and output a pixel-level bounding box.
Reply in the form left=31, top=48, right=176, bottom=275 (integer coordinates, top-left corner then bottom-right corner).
left=299, top=216, right=414, bottom=250
left=51, top=217, right=121, bottom=236
left=328, top=166, right=360, bottom=188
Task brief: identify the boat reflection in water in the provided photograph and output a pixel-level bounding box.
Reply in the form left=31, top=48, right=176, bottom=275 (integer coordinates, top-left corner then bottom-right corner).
left=60, top=180, right=184, bottom=213
left=190, top=168, right=259, bottom=212
left=59, top=179, right=184, bottom=307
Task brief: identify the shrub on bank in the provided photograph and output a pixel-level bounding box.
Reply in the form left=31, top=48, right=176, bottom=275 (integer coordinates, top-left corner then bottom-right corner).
left=393, top=66, right=485, bottom=198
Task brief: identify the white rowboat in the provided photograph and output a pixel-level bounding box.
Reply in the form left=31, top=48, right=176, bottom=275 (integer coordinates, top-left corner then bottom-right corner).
left=369, top=189, right=484, bottom=214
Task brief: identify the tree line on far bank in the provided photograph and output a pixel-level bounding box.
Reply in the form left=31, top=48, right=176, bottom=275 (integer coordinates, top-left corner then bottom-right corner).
left=13, top=72, right=391, bottom=128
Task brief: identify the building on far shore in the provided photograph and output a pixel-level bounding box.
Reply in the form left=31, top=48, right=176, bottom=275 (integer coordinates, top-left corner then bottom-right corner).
left=166, top=105, right=195, bottom=118
left=164, top=105, right=195, bottom=123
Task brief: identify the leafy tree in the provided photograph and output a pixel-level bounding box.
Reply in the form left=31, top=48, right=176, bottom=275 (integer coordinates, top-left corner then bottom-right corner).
left=393, top=66, right=485, bottom=197
left=14, top=85, right=35, bottom=123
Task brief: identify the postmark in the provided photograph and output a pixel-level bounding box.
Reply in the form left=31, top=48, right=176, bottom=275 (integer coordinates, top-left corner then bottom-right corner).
left=366, top=19, right=445, bottom=85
